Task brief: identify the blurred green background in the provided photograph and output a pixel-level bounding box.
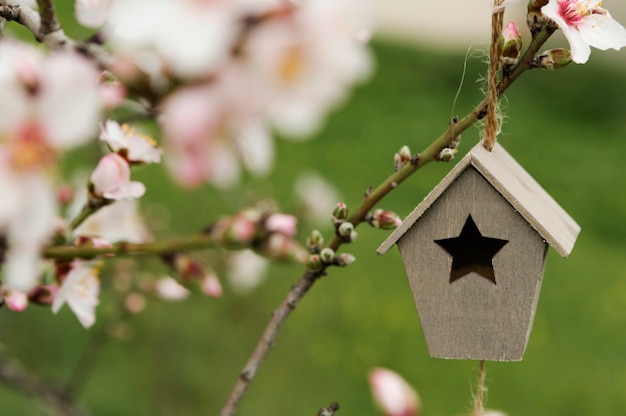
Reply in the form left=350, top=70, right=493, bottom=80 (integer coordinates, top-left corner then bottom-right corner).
left=3, top=4, right=626, bottom=416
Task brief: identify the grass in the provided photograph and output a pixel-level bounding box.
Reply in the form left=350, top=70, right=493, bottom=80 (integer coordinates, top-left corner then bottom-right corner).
left=2, top=15, right=626, bottom=416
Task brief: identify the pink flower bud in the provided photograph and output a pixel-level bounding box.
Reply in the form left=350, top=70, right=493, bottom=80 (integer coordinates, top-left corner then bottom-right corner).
left=90, top=153, right=146, bottom=200
left=332, top=202, right=348, bottom=223
left=3, top=289, right=28, bottom=312
left=500, top=22, right=522, bottom=64
left=369, top=368, right=421, bottom=416
left=201, top=273, right=223, bottom=298
left=369, top=209, right=402, bottom=230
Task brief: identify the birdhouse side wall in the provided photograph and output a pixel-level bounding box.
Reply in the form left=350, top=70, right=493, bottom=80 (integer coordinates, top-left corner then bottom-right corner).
left=397, top=167, right=548, bottom=361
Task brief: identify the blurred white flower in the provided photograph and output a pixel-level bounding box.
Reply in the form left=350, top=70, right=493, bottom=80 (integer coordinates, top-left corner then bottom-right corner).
left=294, top=172, right=341, bottom=227
left=90, top=153, right=146, bottom=200
left=0, top=42, right=101, bottom=291
left=75, top=0, right=112, bottom=28
left=74, top=199, right=151, bottom=243
left=52, top=261, right=101, bottom=328
left=242, top=0, right=372, bottom=137
left=100, top=120, right=162, bottom=164
left=228, top=249, right=269, bottom=294
left=160, top=84, right=242, bottom=188
left=542, top=0, right=626, bottom=63
left=369, top=368, right=421, bottom=416
left=106, top=0, right=238, bottom=78
left=155, top=277, right=191, bottom=301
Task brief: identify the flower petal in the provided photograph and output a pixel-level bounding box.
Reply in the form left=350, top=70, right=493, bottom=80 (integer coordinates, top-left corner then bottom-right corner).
left=579, top=13, right=626, bottom=51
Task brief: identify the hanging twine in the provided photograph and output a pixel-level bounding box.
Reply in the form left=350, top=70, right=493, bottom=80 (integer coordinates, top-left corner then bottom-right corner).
left=473, top=360, right=487, bottom=416
left=483, top=0, right=505, bottom=151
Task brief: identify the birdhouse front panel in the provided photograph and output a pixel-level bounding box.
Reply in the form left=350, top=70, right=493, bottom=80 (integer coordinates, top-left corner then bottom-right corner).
left=396, top=166, right=548, bottom=361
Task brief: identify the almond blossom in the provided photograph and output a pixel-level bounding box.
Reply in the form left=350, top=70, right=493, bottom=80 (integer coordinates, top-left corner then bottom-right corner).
left=52, top=261, right=101, bottom=328
left=0, top=41, right=101, bottom=292
left=99, top=120, right=162, bottom=164
left=90, top=153, right=146, bottom=200
left=73, top=199, right=151, bottom=244
left=542, top=0, right=626, bottom=63
left=241, top=0, right=372, bottom=137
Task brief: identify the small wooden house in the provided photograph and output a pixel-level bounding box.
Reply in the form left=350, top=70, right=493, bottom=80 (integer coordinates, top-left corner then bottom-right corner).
left=377, top=142, right=580, bottom=361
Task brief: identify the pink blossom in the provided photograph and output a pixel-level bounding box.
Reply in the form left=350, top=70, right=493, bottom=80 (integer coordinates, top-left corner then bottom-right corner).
left=160, top=85, right=241, bottom=188
left=542, top=0, right=626, bottom=63
left=100, top=120, right=162, bottom=163
left=52, top=261, right=101, bottom=328
left=369, top=368, right=421, bottom=416
left=266, top=213, right=298, bottom=237
left=90, top=153, right=146, bottom=200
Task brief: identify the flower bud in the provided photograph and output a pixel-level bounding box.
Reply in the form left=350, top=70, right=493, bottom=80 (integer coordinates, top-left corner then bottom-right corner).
left=369, top=368, right=421, bottom=416
left=320, top=248, right=335, bottom=263
left=332, top=202, right=348, bottom=224
left=535, top=49, right=573, bottom=70
left=306, top=230, right=324, bottom=253
left=500, top=21, right=522, bottom=65
left=394, top=145, right=412, bottom=171
left=438, top=148, right=457, bottom=162
left=337, top=221, right=357, bottom=241
left=369, top=209, right=402, bottom=230
left=201, top=273, right=223, bottom=298
left=336, top=253, right=356, bottom=266
left=306, top=254, right=323, bottom=272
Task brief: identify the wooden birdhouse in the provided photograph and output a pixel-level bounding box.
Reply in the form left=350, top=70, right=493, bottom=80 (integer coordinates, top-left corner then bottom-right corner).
left=377, top=142, right=580, bottom=361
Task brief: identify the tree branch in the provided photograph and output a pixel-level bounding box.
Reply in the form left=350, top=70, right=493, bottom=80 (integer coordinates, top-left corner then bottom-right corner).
left=0, top=347, right=84, bottom=416
left=0, top=0, right=112, bottom=67
left=219, top=25, right=557, bottom=416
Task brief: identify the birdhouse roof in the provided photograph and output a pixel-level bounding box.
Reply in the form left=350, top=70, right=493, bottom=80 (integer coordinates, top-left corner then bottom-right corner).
left=377, top=142, right=581, bottom=257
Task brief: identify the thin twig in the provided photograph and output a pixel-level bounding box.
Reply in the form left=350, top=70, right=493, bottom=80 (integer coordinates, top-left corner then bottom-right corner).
left=219, top=26, right=557, bottom=416
left=317, top=402, right=340, bottom=416
left=219, top=270, right=319, bottom=416
left=0, top=347, right=84, bottom=416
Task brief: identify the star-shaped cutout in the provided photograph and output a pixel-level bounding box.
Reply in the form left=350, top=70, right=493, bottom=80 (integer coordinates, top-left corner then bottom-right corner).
left=434, top=215, right=508, bottom=284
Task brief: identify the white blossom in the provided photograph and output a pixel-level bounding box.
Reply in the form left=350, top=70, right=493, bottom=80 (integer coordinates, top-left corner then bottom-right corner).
left=542, top=0, right=626, bottom=63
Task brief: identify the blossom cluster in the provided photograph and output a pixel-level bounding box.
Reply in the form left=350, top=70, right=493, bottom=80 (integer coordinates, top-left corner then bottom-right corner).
left=0, top=0, right=369, bottom=327
left=77, top=0, right=373, bottom=188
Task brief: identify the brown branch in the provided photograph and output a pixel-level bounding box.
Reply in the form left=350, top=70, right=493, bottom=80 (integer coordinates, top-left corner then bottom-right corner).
left=0, top=347, right=84, bottom=416
left=219, top=270, right=319, bottom=416
left=0, top=0, right=112, bottom=67
left=219, top=25, right=557, bottom=416
left=35, top=0, right=59, bottom=36
left=317, top=402, right=340, bottom=416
